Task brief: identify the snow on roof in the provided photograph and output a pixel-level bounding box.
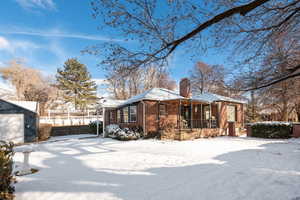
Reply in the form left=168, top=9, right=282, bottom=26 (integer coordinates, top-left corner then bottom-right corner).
left=102, top=89, right=246, bottom=108
left=7, top=100, right=39, bottom=113
left=118, top=88, right=185, bottom=106
left=102, top=99, right=126, bottom=108
left=192, top=92, right=246, bottom=104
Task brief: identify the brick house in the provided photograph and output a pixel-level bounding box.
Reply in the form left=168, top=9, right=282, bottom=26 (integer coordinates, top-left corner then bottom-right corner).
left=102, top=78, right=246, bottom=140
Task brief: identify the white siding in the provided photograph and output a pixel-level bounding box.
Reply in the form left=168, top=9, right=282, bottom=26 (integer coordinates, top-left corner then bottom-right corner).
left=0, top=114, right=24, bottom=143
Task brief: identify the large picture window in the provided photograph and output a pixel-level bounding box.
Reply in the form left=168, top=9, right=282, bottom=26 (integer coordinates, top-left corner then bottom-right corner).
left=129, top=106, right=137, bottom=122
left=227, top=105, right=236, bottom=122
left=119, top=105, right=137, bottom=123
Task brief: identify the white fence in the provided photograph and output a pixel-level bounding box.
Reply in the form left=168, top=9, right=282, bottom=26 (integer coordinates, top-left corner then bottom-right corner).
left=40, top=109, right=103, bottom=126
left=39, top=116, right=103, bottom=126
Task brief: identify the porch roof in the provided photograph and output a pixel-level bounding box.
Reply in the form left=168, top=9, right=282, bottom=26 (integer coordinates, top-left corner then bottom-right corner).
left=101, top=99, right=126, bottom=108
left=192, top=92, right=246, bottom=104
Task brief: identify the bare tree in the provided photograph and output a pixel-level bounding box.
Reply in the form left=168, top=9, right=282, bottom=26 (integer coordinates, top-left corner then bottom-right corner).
left=106, top=66, right=176, bottom=99
left=258, top=33, right=300, bottom=121
left=89, top=0, right=300, bottom=89
left=0, top=59, right=59, bottom=115
left=189, top=62, right=227, bottom=95
left=233, top=32, right=300, bottom=122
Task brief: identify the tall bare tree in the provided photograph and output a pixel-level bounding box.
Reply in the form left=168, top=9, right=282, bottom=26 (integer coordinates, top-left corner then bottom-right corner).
left=106, top=66, right=176, bottom=100
left=189, top=62, right=227, bottom=95
left=89, top=0, right=300, bottom=89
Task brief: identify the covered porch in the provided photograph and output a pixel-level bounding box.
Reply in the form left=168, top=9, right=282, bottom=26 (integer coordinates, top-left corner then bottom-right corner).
left=176, top=99, right=219, bottom=130
left=159, top=99, right=219, bottom=131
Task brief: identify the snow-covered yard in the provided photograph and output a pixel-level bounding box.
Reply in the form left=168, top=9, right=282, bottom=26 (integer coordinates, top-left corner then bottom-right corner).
left=14, top=135, right=300, bottom=200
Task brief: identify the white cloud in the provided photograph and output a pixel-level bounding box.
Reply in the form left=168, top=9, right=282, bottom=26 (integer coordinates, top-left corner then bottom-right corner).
left=0, top=36, right=40, bottom=54
left=15, top=0, right=56, bottom=10
left=0, top=28, right=124, bottom=42
left=0, top=37, right=10, bottom=49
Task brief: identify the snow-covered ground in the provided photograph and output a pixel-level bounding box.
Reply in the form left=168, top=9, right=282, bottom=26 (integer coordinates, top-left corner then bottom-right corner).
left=14, top=135, right=300, bottom=200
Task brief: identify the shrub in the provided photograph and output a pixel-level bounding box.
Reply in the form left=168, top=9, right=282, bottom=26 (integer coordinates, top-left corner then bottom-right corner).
left=106, top=124, right=143, bottom=141
left=38, top=123, right=52, bottom=141
left=0, top=141, right=15, bottom=200
left=88, top=120, right=103, bottom=134
left=250, top=122, right=292, bottom=139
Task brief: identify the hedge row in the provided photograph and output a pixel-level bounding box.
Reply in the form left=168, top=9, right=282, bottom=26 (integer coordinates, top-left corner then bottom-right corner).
left=250, top=122, right=292, bottom=139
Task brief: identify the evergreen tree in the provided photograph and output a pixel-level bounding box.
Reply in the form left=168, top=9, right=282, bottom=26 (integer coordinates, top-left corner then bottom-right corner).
left=56, top=58, right=97, bottom=110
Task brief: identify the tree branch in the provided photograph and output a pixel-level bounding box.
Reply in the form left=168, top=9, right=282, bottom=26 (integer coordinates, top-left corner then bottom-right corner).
left=239, top=64, right=300, bottom=91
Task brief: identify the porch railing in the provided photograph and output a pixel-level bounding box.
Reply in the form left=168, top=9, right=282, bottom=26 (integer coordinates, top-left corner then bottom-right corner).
left=177, top=119, right=218, bottom=129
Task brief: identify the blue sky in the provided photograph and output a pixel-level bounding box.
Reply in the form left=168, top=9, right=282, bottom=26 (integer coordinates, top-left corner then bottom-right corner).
left=0, top=0, right=231, bottom=84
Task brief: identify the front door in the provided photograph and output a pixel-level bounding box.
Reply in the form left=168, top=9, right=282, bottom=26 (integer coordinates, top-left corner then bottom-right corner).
left=228, top=122, right=236, bottom=136
left=181, top=105, right=191, bottom=128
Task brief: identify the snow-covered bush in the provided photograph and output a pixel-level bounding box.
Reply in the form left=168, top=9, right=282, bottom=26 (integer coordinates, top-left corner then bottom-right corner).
left=106, top=124, right=121, bottom=138
left=249, top=122, right=292, bottom=139
left=106, top=124, right=143, bottom=141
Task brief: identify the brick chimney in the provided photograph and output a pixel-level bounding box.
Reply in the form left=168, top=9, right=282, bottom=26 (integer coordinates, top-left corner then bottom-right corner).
left=179, top=78, right=191, bottom=98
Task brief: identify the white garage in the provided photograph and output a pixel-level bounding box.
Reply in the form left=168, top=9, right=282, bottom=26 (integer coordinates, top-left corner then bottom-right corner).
left=0, top=114, right=24, bottom=143
left=0, top=99, right=38, bottom=143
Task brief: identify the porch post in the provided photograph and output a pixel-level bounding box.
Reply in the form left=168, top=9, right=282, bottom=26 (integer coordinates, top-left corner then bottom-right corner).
left=190, top=100, right=193, bottom=129
left=209, top=103, right=212, bottom=128
left=102, top=107, right=105, bottom=137
left=179, top=99, right=181, bottom=132
left=96, top=108, right=99, bottom=137
left=200, top=104, right=203, bottom=128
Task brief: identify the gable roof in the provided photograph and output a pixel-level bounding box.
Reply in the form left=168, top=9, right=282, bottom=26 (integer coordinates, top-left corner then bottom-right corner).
left=118, top=88, right=185, bottom=107
left=6, top=100, right=39, bottom=113
left=102, top=88, right=246, bottom=108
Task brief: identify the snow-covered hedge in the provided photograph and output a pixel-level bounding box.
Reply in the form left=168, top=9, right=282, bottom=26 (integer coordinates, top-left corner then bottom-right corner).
left=248, top=121, right=292, bottom=139
left=106, top=124, right=143, bottom=141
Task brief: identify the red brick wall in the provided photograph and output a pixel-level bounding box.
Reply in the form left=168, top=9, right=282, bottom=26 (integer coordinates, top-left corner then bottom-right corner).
left=104, top=100, right=245, bottom=139
left=217, top=102, right=244, bottom=136
left=292, top=124, right=300, bottom=138
left=105, top=103, right=144, bottom=130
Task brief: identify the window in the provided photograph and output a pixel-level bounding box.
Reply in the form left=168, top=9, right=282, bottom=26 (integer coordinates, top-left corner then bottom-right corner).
left=123, top=107, right=129, bottom=123
left=203, top=105, right=210, bottom=120
left=129, top=106, right=137, bottom=122
left=159, top=104, right=167, bottom=115
left=117, top=110, right=121, bottom=123
left=227, top=105, right=236, bottom=122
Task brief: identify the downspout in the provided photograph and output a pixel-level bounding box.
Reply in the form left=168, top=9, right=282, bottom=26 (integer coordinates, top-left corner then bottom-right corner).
left=209, top=103, right=212, bottom=128
left=102, top=107, right=105, bottom=137
left=157, top=101, right=161, bottom=131
left=141, top=101, right=146, bottom=135
left=190, top=99, right=193, bottom=130
left=179, top=99, right=181, bottom=133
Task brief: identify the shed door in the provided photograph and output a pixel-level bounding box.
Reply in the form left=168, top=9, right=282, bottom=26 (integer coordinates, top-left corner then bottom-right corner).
left=0, top=114, right=24, bottom=143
